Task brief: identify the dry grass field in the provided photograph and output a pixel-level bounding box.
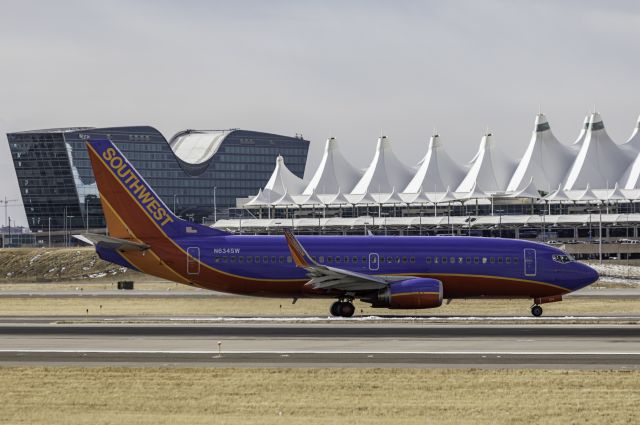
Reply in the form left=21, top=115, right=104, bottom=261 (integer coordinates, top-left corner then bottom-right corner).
left=0, top=367, right=638, bottom=425
left=0, top=295, right=639, bottom=318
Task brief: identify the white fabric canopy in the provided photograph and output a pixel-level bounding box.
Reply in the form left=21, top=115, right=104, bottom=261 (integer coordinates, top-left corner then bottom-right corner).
left=457, top=133, right=516, bottom=192
left=403, top=134, right=465, bottom=193
left=564, top=113, right=629, bottom=190
left=351, top=136, right=413, bottom=194
left=507, top=114, right=575, bottom=193
left=303, top=137, right=361, bottom=195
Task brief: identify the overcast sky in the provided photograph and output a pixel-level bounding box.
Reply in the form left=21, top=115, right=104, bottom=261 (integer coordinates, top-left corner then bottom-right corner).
left=1, top=0, right=639, bottom=226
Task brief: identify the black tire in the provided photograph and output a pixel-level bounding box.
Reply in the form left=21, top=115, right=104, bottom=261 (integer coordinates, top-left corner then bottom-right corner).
left=330, top=301, right=342, bottom=317
left=531, top=305, right=543, bottom=317
left=340, top=302, right=355, bottom=318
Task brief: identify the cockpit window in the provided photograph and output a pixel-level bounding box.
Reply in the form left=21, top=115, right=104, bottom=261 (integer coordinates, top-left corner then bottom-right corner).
left=552, top=254, right=574, bottom=264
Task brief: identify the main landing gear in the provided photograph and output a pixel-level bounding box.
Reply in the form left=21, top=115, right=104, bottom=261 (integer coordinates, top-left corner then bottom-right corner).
left=330, top=300, right=355, bottom=318
left=531, top=304, right=543, bottom=317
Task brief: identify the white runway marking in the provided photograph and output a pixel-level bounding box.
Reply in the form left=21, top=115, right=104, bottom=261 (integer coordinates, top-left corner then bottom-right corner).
left=2, top=349, right=640, bottom=355
left=145, top=315, right=640, bottom=322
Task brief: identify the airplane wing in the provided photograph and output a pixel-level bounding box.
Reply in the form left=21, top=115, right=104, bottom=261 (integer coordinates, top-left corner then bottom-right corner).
left=283, top=228, right=415, bottom=292
left=73, top=233, right=150, bottom=252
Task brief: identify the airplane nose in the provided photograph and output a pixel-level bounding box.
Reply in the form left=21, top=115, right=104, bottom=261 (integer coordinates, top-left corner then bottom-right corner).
left=582, top=263, right=599, bottom=285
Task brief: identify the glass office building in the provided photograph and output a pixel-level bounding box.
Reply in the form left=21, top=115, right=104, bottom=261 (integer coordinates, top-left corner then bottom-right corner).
left=7, top=127, right=309, bottom=231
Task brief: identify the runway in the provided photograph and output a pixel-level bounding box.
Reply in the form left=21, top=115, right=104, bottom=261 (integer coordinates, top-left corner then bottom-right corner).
left=1, top=322, right=639, bottom=368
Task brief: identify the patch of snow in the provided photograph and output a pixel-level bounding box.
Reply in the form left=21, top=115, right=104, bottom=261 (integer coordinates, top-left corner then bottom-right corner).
left=29, top=254, right=42, bottom=264
left=88, top=272, right=107, bottom=279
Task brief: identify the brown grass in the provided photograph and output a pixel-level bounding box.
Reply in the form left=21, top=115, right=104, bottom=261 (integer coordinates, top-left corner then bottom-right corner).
left=0, top=295, right=638, bottom=317
left=0, top=367, right=638, bottom=425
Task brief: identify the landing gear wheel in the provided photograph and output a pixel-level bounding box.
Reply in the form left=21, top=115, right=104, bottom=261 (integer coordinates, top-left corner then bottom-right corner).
left=330, top=301, right=342, bottom=317
left=339, top=302, right=355, bottom=318
left=531, top=305, right=543, bottom=317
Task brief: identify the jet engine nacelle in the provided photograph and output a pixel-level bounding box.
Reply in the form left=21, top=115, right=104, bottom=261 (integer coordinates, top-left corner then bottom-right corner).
left=373, top=278, right=443, bottom=309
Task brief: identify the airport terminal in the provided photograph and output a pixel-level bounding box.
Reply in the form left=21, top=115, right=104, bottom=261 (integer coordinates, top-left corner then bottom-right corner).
left=5, top=112, right=640, bottom=257
left=5, top=126, right=309, bottom=232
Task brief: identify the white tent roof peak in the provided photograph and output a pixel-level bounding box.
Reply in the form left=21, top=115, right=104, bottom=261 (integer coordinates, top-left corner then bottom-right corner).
left=564, top=112, right=628, bottom=190
left=509, top=177, right=541, bottom=199
left=435, top=186, right=457, bottom=204
left=351, top=135, right=413, bottom=195
left=271, top=189, right=298, bottom=206
left=303, top=136, right=361, bottom=195
left=607, top=182, right=627, bottom=201
left=264, top=155, right=306, bottom=196
left=457, top=133, right=516, bottom=193
left=300, top=189, right=325, bottom=206
left=461, top=181, right=490, bottom=201
left=572, top=113, right=591, bottom=148
left=404, top=134, right=465, bottom=193
left=577, top=183, right=599, bottom=202
left=507, top=113, right=574, bottom=193
left=544, top=184, right=572, bottom=202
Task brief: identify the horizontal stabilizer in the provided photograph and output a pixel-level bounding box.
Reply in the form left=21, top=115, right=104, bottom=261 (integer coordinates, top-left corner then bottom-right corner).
left=73, top=233, right=150, bottom=252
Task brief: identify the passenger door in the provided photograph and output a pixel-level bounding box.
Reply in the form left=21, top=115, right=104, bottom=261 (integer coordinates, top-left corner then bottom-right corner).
left=368, top=253, right=379, bottom=271
left=523, top=248, right=536, bottom=276
left=187, top=246, right=200, bottom=275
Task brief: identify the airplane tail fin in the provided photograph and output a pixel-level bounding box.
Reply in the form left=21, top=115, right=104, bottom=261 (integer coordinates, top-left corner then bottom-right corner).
left=85, top=139, right=228, bottom=241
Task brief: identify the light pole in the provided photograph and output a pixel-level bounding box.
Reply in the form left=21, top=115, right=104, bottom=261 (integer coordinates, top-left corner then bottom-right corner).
left=599, top=205, right=603, bottom=265
left=67, top=215, right=74, bottom=247
left=495, top=209, right=504, bottom=238
left=48, top=217, right=51, bottom=248
left=173, top=194, right=177, bottom=213
left=85, top=198, right=90, bottom=233
left=213, top=186, right=217, bottom=223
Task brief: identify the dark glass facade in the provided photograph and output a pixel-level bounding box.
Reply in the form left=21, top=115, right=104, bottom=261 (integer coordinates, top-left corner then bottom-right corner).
left=7, top=127, right=309, bottom=231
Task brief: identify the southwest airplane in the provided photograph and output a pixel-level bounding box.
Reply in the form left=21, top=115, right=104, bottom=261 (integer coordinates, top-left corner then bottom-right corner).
left=77, top=139, right=599, bottom=317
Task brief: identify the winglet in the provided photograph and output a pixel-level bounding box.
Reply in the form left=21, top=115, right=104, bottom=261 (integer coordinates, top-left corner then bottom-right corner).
left=283, top=228, right=317, bottom=268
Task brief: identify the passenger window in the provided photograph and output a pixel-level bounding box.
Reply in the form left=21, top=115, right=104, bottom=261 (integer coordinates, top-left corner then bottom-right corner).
left=352, top=256, right=358, bottom=263
left=279, top=256, right=285, bottom=263
left=238, top=256, right=244, bottom=263
left=434, top=257, right=439, bottom=264
left=474, top=257, right=479, bottom=264
left=287, top=256, right=292, bottom=263
left=458, top=257, right=463, bottom=264
left=271, top=256, right=276, bottom=263
left=410, top=257, right=415, bottom=264
left=506, top=257, right=511, bottom=264
left=222, top=257, right=228, bottom=263
left=442, top=257, right=448, bottom=264
left=426, top=257, right=432, bottom=264
left=498, top=257, right=503, bottom=264
left=449, top=257, right=455, bottom=264
left=387, top=257, right=393, bottom=263
left=335, top=257, right=341, bottom=263
left=255, top=256, right=260, bottom=263
left=327, top=256, right=333, bottom=263
left=263, top=256, right=268, bottom=263
left=490, top=257, right=495, bottom=264
left=361, top=256, right=367, bottom=263
left=466, top=257, right=471, bottom=264
left=214, top=257, right=220, bottom=263
left=514, top=257, right=519, bottom=264
left=482, top=257, right=487, bottom=264
left=319, top=256, right=325, bottom=263
left=344, top=256, right=349, bottom=263
left=247, top=256, right=253, bottom=263
left=402, top=257, right=407, bottom=263
left=230, top=257, right=237, bottom=263
left=395, top=257, right=401, bottom=263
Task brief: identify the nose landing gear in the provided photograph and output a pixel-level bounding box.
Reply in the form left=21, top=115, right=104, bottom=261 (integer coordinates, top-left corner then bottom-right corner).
left=531, top=304, right=543, bottom=317
left=330, top=300, right=355, bottom=317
